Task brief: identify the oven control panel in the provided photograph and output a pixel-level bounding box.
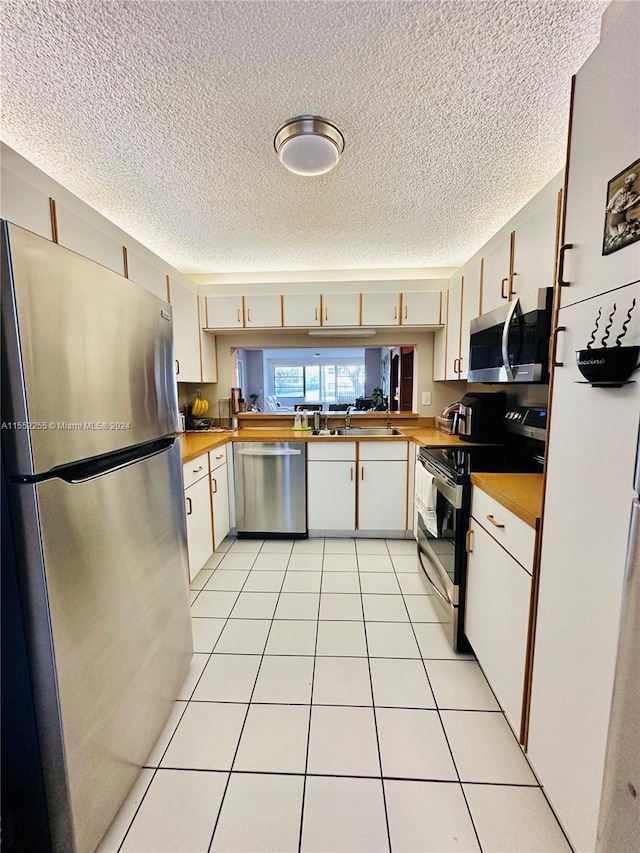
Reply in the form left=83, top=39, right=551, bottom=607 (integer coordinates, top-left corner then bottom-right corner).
left=505, top=407, right=547, bottom=440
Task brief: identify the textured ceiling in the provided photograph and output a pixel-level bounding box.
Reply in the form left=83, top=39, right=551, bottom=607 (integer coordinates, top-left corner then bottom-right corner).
left=1, top=0, right=607, bottom=274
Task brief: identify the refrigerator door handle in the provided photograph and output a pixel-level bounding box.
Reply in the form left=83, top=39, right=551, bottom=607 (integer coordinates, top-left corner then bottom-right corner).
left=13, top=438, right=176, bottom=485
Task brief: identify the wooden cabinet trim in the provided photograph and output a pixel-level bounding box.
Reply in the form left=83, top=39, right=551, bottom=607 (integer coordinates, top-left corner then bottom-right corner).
left=48, top=197, right=58, bottom=243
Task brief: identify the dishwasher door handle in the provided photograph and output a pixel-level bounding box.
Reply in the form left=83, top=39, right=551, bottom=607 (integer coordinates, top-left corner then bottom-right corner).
left=236, top=448, right=302, bottom=456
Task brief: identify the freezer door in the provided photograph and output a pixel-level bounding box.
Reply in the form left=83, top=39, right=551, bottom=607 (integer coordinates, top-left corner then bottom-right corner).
left=9, top=440, right=191, bottom=853
left=1, top=223, right=178, bottom=477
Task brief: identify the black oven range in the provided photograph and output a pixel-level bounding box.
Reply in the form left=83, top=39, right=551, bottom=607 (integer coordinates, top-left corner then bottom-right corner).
left=414, top=407, right=547, bottom=652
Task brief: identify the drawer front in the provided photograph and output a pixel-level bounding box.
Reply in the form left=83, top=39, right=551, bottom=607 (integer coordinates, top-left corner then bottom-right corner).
left=472, top=487, right=535, bottom=573
left=307, top=441, right=356, bottom=461
left=182, top=452, right=209, bottom=488
left=209, top=445, right=228, bottom=472
left=358, top=440, right=408, bottom=461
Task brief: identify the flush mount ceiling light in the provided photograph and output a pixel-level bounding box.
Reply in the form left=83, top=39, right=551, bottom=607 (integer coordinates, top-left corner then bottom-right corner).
left=274, top=116, right=344, bottom=176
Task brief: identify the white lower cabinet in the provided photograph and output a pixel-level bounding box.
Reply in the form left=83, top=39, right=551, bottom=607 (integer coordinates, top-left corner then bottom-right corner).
left=465, top=516, right=532, bottom=736
left=184, top=474, right=213, bottom=581
left=307, top=441, right=408, bottom=534
left=308, top=461, right=357, bottom=531
left=358, top=441, right=408, bottom=532
left=209, top=450, right=230, bottom=549
left=465, top=486, right=536, bottom=740
left=358, top=461, right=407, bottom=531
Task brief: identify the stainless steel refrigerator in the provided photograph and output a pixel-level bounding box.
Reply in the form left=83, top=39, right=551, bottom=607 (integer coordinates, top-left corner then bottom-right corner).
left=1, top=223, right=192, bottom=853
left=596, top=430, right=640, bottom=852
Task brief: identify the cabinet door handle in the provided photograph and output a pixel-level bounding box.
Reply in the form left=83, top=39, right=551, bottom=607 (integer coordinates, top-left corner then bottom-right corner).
left=192, top=465, right=204, bottom=473
left=551, top=325, right=567, bottom=368
left=361, top=466, right=364, bottom=481
left=350, top=467, right=354, bottom=481
left=247, top=308, right=251, bottom=323
left=211, top=477, right=217, bottom=494
left=186, top=497, right=193, bottom=516
left=314, top=306, right=318, bottom=321
left=215, top=453, right=224, bottom=460
left=501, top=277, right=509, bottom=299
left=458, top=357, right=463, bottom=374
left=486, top=514, right=505, bottom=529
left=237, top=308, right=241, bottom=323
left=453, top=357, right=459, bottom=374
left=465, top=529, right=474, bottom=553
left=394, top=305, right=398, bottom=320
left=404, top=305, right=408, bottom=319
left=508, top=272, right=516, bottom=300
left=325, top=307, right=328, bottom=321
left=175, top=359, right=180, bottom=375
left=557, top=243, right=573, bottom=287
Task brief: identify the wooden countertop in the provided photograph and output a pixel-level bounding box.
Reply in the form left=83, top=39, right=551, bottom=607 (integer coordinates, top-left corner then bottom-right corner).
left=470, top=473, right=544, bottom=529
left=180, top=427, right=491, bottom=463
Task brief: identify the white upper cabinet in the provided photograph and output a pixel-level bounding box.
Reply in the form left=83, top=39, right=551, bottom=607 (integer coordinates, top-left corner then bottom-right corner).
left=321, top=293, right=360, bottom=326
left=168, top=278, right=201, bottom=382
left=512, top=194, right=560, bottom=298
left=205, top=295, right=244, bottom=329
left=204, top=294, right=281, bottom=328
left=444, top=273, right=463, bottom=380
left=244, top=294, right=282, bottom=328
left=198, top=297, right=217, bottom=383
left=282, top=293, right=321, bottom=327
left=126, top=250, right=168, bottom=300
left=560, top=6, right=639, bottom=305
left=459, top=260, right=482, bottom=380
left=56, top=204, right=125, bottom=275
left=481, top=233, right=512, bottom=314
left=361, top=292, right=400, bottom=326
left=0, top=168, right=53, bottom=240
left=401, top=291, right=442, bottom=326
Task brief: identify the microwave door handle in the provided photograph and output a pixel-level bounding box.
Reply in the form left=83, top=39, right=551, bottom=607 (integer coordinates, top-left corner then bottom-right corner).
left=501, top=297, right=520, bottom=381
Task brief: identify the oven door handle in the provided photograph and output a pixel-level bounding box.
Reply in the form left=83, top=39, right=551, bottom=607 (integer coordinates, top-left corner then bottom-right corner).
left=417, top=547, right=454, bottom=608
left=501, top=296, right=520, bottom=381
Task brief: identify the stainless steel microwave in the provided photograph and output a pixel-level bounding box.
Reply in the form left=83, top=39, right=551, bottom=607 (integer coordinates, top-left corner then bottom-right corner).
left=467, top=287, right=553, bottom=383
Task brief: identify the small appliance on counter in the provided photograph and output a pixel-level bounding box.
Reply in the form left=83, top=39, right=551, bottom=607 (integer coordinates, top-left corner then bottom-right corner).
left=435, top=401, right=461, bottom=434
left=457, top=391, right=506, bottom=442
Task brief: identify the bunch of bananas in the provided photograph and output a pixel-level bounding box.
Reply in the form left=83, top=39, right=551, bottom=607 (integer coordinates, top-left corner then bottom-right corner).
left=191, top=390, right=209, bottom=417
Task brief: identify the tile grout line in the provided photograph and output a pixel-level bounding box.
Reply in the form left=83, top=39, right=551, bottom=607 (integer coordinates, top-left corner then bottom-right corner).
left=392, top=540, right=485, bottom=853
left=296, top=536, right=325, bottom=853
left=360, top=541, right=393, bottom=853
left=116, top=542, right=240, bottom=852
left=206, top=537, right=294, bottom=853
left=117, top=544, right=256, bottom=851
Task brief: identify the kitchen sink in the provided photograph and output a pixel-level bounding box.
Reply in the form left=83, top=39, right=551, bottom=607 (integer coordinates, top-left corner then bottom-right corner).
left=310, top=427, right=404, bottom=437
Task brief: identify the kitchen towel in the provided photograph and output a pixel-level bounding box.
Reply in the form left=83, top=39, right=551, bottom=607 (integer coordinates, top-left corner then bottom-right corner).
left=414, top=462, right=439, bottom=538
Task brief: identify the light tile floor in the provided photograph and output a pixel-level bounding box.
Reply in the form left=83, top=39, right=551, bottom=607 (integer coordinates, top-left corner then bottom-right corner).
left=98, top=537, right=571, bottom=853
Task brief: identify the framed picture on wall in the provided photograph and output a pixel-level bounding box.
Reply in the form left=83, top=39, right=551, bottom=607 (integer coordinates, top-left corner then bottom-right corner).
left=602, top=157, right=640, bottom=255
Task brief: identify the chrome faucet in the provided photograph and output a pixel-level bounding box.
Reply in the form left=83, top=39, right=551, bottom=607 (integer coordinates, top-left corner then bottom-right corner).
left=345, top=405, right=355, bottom=429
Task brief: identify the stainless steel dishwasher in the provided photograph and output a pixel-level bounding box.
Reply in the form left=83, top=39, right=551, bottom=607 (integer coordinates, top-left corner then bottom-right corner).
left=233, top=442, right=307, bottom=537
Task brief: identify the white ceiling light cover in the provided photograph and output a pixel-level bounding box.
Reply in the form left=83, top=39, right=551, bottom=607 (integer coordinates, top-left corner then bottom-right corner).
left=275, top=116, right=344, bottom=176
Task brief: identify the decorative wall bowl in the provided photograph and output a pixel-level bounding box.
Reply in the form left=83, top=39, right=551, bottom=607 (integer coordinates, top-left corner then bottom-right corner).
left=576, top=346, right=640, bottom=384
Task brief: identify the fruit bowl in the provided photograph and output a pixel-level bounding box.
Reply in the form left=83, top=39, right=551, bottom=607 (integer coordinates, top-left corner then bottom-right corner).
left=575, top=346, right=640, bottom=384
